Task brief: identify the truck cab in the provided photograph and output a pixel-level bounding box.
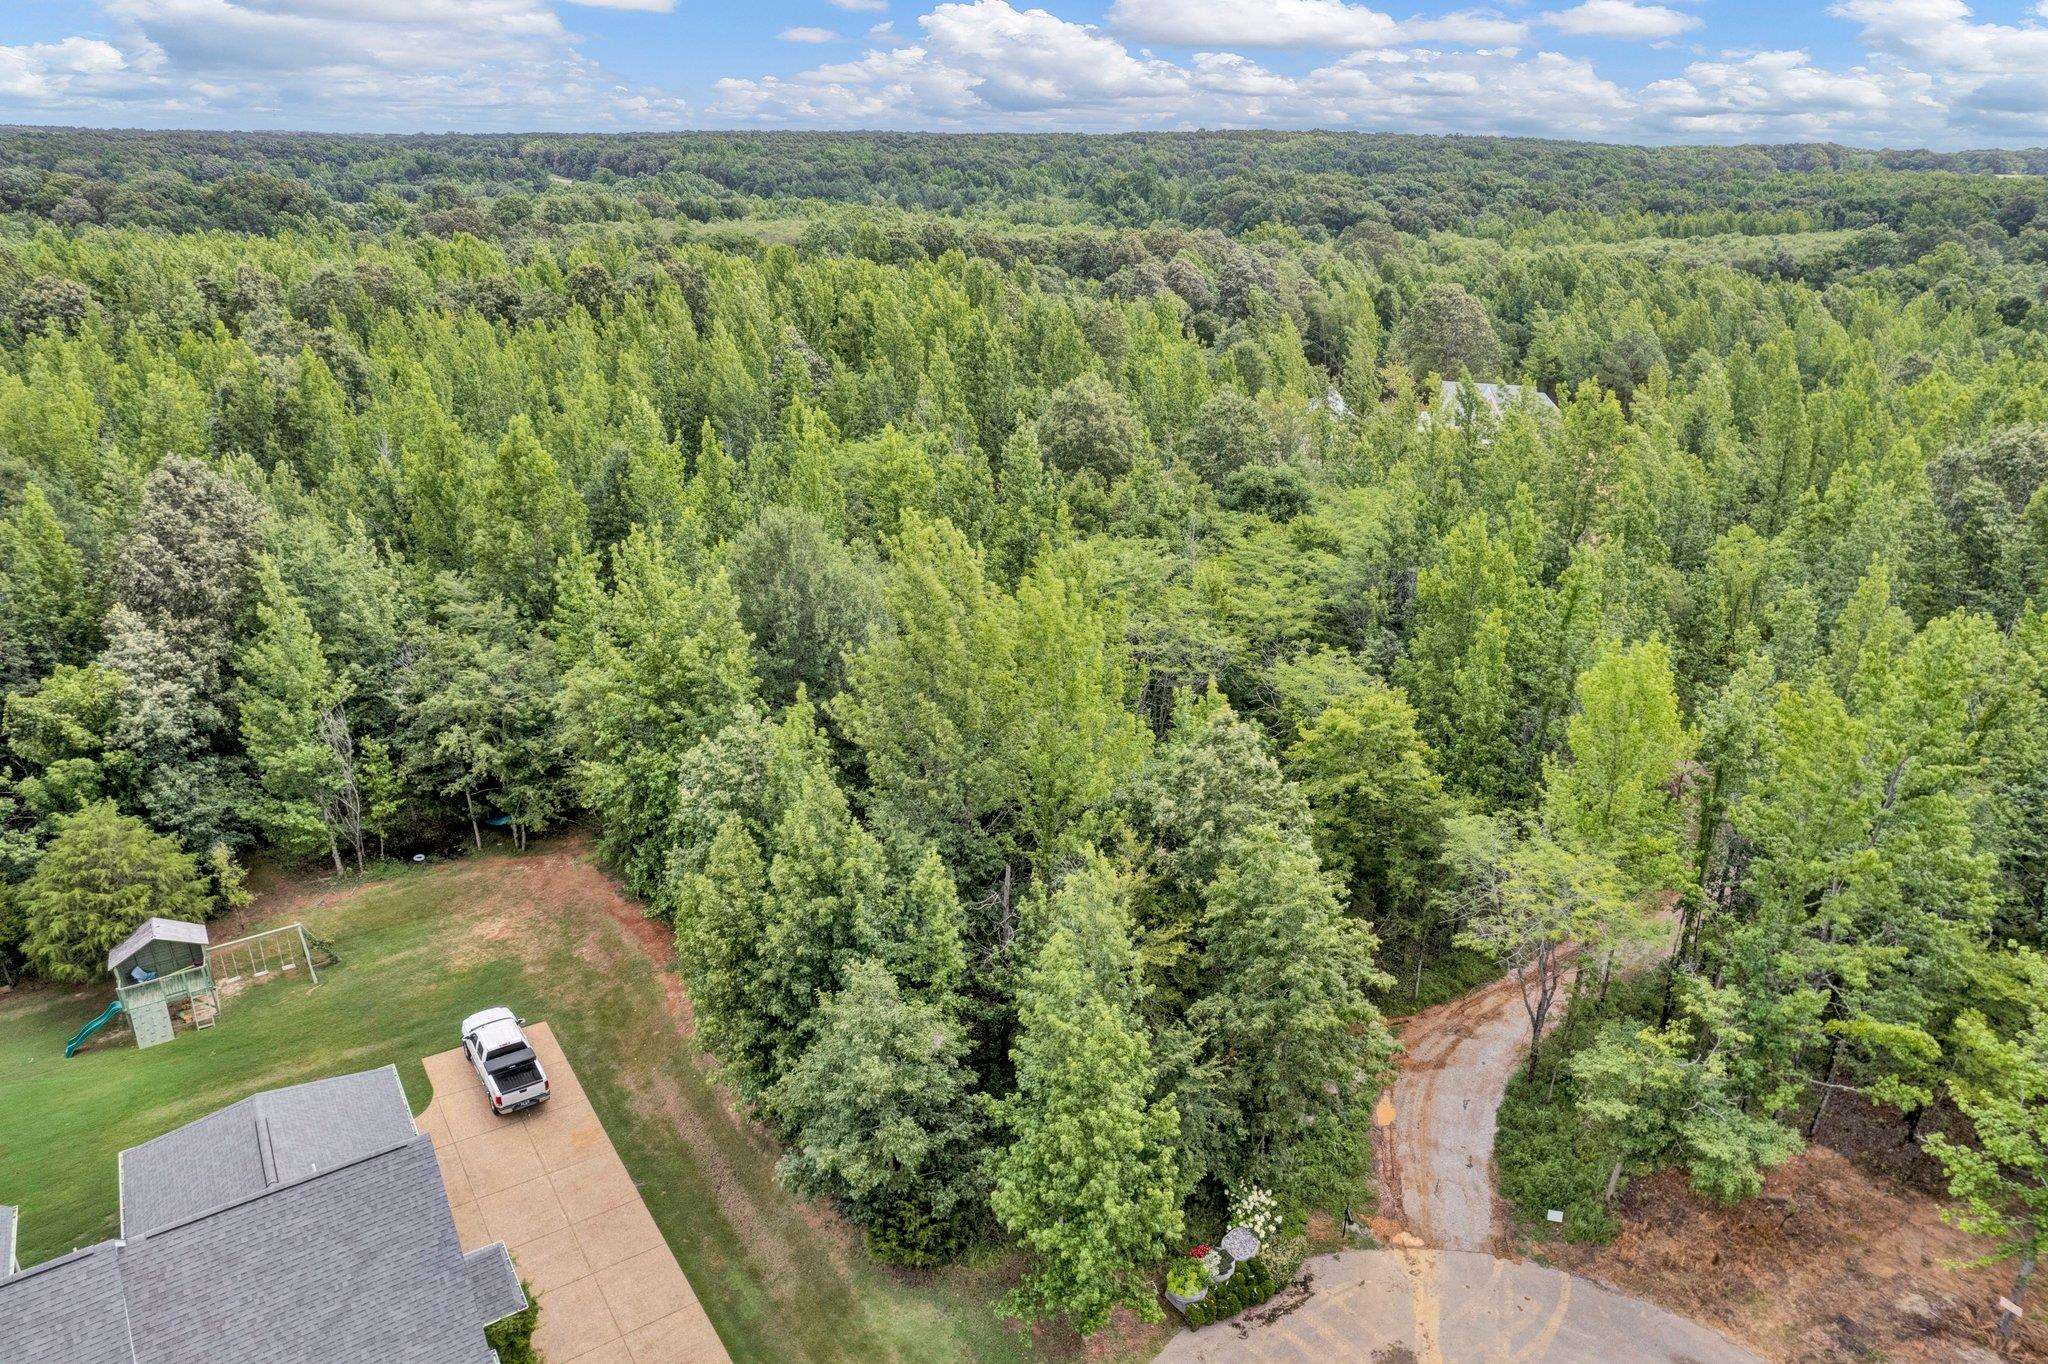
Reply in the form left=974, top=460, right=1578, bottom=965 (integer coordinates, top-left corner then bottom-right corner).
left=459, top=1007, right=550, bottom=1115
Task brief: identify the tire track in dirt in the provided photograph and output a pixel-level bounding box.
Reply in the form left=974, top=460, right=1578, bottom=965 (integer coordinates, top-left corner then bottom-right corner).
left=1375, top=969, right=1554, bottom=1251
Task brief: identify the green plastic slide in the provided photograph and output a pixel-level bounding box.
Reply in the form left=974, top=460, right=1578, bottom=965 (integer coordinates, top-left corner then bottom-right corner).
left=65, top=1000, right=124, bottom=1058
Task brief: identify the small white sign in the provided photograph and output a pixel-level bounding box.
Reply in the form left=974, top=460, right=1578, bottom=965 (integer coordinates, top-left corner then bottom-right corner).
left=1546, top=1209, right=1565, bottom=1224
left=1998, top=1297, right=2023, bottom=1320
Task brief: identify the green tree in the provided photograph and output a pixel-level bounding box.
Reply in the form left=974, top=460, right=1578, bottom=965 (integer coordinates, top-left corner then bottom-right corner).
left=1541, top=636, right=1692, bottom=902
left=1288, top=680, right=1453, bottom=929
left=726, top=506, right=883, bottom=707
left=560, top=528, right=758, bottom=899
left=672, top=817, right=779, bottom=1097
left=1445, top=814, right=1650, bottom=1074
left=113, top=454, right=263, bottom=688
left=1035, top=373, right=1144, bottom=481
left=235, top=561, right=362, bottom=873
left=469, top=416, right=585, bottom=618
left=1925, top=1002, right=2048, bottom=1353
left=19, top=802, right=211, bottom=981
left=1191, top=822, right=1396, bottom=1199
left=990, top=881, right=1182, bottom=1334
left=1393, top=282, right=1503, bottom=380
left=771, top=959, right=984, bottom=1266
left=0, top=484, right=97, bottom=687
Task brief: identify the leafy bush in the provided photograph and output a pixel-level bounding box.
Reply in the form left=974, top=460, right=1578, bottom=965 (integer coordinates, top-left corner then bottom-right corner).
left=1492, top=974, right=1669, bottom=1242
left=1373, top=943, right=1499, bottom=1015
left=862, top=1192, right=981, bottom=1269
left=1493, top=1066, right=1616, bottom=1242
left=1182, top=1257, right=1279, bottom=1327
left=1164, top=1258, right=1207, bottom=1299
left=485, top=1281, right=540, bottom=1364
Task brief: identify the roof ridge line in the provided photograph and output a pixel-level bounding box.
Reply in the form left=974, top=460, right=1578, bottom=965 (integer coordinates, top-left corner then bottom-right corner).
left=128, top=1133, right=430, bottom=1244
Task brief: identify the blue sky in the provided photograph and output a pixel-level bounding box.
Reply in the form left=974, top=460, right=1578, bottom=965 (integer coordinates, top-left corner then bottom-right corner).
left=4, top=1, right=2048, bottom=148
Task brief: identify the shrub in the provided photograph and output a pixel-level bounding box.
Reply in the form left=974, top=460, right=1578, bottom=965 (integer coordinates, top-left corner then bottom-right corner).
left=1164, top=1258, right=1207, bottom=1299
left=1492, top=974, right=1668, bottom=1243
left=1182, top=1257, right=1279, bottom=1327
left=1493, top=1066, right=1616, bottom=1242
left=1228, top=1185, right=1281, bottom=1243
left=485, top=1281, right=540, bottom=1364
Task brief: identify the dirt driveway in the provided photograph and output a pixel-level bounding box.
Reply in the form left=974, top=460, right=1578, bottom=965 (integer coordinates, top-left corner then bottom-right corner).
left=1163, top=956, right=1761, bottom=1363
left=421, top=1022, right=729, bottom=1364
left=1378, top=970, right=1538, bottom=1250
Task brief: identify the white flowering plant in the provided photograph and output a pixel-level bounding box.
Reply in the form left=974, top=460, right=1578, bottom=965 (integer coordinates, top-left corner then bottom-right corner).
left=1228, top=1185, right=1282, bottom=1244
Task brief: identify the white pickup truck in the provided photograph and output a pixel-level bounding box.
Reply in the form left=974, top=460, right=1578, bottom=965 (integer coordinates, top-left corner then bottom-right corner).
left=459, top=1007, right=551, bottom=1115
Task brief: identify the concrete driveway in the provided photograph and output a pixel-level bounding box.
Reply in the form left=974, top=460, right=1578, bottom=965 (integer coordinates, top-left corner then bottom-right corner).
left=421, top=1022, right=729, bottom=1364
left=1157, top=1247, right=1763, bottom=1363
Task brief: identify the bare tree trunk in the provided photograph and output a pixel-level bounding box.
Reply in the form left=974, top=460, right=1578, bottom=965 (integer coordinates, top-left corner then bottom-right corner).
left=1605, top=1157, right=1623, bottom=1205
left=465, top=788, right=481, bottom=850
left=1998, top=1251, right=2034, bottom=1354
left=1807, top=1037, right=1843, bottom=1138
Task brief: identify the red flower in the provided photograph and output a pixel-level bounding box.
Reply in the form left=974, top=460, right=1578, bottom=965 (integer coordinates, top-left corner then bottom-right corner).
left=1188, top=1245, right=1210, bottom=1259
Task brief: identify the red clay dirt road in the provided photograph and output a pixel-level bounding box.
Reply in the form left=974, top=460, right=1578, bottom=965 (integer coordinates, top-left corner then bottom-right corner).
left=1376, top=970, right=1539, bottom=1252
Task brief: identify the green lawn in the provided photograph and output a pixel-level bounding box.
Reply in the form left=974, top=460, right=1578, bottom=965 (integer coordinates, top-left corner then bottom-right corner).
left=0, top=840, right=1082, bottom=1362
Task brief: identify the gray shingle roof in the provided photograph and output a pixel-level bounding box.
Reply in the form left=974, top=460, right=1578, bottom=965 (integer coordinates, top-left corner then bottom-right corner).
left=1, top=1137, right=515, bottom=1364
left=106, top=919, right=208, bottom=976
left=464, top=1244, right=527, bottom=1327
left=121, top=1136, right=498, bottom=1364
left=119, top=1066, right=418, bottom=1237
left=0, top=1243, right=132, bottom=1363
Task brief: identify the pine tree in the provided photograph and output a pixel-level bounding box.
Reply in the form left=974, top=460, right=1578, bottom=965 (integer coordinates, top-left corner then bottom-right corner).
left=673, top=817, right=778, bottom=1097
left=469, top=416, right=585, bottom=618
left=560, top=527, right=758, bottom=898
left=20, top=802, right=212, bottom=982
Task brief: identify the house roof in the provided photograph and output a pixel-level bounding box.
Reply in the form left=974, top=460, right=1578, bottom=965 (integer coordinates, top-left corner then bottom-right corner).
left=118, top=1066, right=419, bottom=1238
left=105, top=919, right=208, bottom=976
left=464, top=1243, right=528, bottom=1325
left=0, top=1138, right=517, bottom=1363
left=0, top=1241, right=133, bottom=1363
left=1433, top=379, right=1558, bottom=413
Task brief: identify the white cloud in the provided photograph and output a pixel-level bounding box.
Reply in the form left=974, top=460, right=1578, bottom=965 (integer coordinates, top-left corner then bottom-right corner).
left=1829, top=0, right=2048, bottom=134
left=1639, top=48, right=1900, bottom=138
left=0, top=37, right=135, bottom=100
left=11, top=0, right=2048, bottom=147
left=1543, top=1, right=1701, bottom=41
left=1107, top=0, right=1401, bottom=49
left=1408, top=11, right=1530, bottom=44
left=3, top=0, right=686, bottom=127
left=1106, top=0, right=1527, bottom=50
left=1310, top=46, right=1636, bottom=133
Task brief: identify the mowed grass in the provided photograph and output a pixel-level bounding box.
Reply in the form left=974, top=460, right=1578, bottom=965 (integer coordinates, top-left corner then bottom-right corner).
left=0, top=838, right=1073, bottom=1363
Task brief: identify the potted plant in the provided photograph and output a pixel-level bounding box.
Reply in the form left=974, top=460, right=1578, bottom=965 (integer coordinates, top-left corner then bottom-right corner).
left=1164, top=1258, right=1209, bottom=1307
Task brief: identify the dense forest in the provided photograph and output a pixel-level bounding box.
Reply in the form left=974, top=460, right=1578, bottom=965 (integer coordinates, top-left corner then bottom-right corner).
left=3, top=127, right=2047, bottom=1336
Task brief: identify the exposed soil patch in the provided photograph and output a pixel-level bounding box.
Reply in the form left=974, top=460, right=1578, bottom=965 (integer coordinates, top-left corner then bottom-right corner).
left=1540, top=1145, right=2046, bottom=1363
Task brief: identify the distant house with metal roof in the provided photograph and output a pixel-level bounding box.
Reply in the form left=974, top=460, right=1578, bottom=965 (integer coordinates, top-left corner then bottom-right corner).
left=0, top=1066, right=525, bottom=1362
left=1417, top=379, right=1559, bottom=430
